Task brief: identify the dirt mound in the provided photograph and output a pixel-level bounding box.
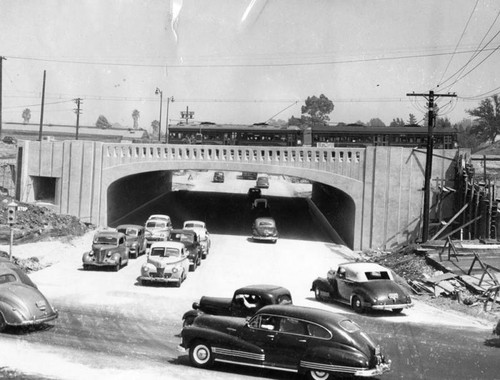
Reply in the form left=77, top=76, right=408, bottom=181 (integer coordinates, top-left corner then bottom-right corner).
left=0, top=198, right=91, bottom=244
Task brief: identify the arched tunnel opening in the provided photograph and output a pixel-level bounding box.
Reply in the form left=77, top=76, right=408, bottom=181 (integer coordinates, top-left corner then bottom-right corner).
left=106, top=169, right=356, bottom=248
left=311, top=182, right=355, bottom=249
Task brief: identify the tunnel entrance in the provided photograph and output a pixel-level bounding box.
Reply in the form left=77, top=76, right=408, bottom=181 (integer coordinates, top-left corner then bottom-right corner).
left=30, top=176, right=56, bottom=203
left=107, top=170, right=173, bottom=226
left=311, top=183, right=355, bottom=249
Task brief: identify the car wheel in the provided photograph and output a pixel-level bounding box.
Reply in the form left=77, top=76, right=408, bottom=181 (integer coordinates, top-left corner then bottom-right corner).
left=351, top=295, right=364, bottom=313
left=307, top=369, right=331, bottom=380
left=189, top=341, right=214, bottom=369
left=0, top=314, right=7, bottom=332
left=114, top=262, right=120, bottom=272
left=314, top=287, right=324, bottom=302
left=83, top=264, right=89, bottom=271
left=393, top=308, right=403, bottom=314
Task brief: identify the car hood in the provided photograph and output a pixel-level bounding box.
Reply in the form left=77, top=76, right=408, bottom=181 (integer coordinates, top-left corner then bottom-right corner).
left=125, top=236, right=138, bottom=243
left=0, top=283, right=56, bottom=318
left=147, top=256, right=184, bottom=268
left=198, top=296, right=232, bottom=315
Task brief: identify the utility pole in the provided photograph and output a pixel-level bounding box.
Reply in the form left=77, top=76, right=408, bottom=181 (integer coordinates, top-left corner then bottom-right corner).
left=181, top=106, right=194, bottom=124
left=74, top=98, right=82, bottom=140
left=406, top=90, right=457, bottom=242
left=38, top=70, right=46, bottom=141
left=0, top=56, right=6, bottom=139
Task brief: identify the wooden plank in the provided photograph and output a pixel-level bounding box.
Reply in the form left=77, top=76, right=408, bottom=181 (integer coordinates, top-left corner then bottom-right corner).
left=425, top=272, right=458, bottom=284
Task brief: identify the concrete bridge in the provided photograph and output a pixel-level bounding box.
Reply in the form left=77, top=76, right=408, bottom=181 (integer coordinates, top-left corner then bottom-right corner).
left=17, top=140, right=458, bottom=250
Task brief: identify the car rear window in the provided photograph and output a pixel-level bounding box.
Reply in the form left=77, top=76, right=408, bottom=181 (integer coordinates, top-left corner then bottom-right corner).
left=339, top=319, right=361, bottom=333
left=0, top=274, right=16, bottom=284
left=365, top=271, right=391, bottom=280
left=118, top=228, right=137, bottom=236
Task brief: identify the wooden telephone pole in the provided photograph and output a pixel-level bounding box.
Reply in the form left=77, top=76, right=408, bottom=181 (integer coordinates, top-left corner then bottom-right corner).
left=406, top=90, right=457, bottom=242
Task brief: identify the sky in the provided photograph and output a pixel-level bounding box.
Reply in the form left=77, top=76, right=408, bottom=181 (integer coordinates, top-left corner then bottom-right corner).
left=1, top=0, right=500, bottom=134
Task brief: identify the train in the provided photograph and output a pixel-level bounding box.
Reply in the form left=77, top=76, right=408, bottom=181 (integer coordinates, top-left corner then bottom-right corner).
left=166, top=122, right=458, bottom=149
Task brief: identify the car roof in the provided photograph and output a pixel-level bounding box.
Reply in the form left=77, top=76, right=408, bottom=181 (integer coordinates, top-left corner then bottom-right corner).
left=95, top=230, right=124, bottom=238
left=150, top=241, right=185, bottom=250
left=184, top=220, right=205, bottom=226
left=116, top=224, right=143, bottom=230
left=148, top=214, right=170, bottom=220
left=170, top=229, right=196, bottom=236
left=338, top=261, right=390, bottom=272
left=254, top=217, right=275, bottom=224
left=236, top=284, right=289, bottom=295
left=257, top=305, right=348, bottom=327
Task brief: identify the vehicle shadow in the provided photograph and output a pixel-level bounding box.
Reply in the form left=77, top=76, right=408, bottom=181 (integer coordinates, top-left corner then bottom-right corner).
left=1, top=322, right=56, bottom=335
left=169, top=355, right=302, bottom=379
left=484, top=337, right=500, bottom=348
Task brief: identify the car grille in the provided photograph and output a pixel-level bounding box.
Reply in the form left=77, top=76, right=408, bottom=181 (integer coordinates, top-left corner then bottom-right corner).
left=94, top=248, right=105, bottom=263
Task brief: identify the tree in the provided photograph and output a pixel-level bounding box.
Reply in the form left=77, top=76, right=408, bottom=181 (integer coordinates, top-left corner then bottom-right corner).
left=467, top=95, right=500, bottom=143
left=22, top=108, right=31, bottom=124
left=151, top=120, right=159, bottom=137
left=288, top=94, right=334, bottom=129
left=389, top=118, right=405, bottom=127
left=435, top=117, right=452, bottom=129
left=407, top=114, right=417, bottom=125
left=455, top=120, right=482, bottom=150
left=132, top=109, right=140, bottom=129
left=367, top=118, right=385, bottom=127
left=96, top=115, right=112, bottom=129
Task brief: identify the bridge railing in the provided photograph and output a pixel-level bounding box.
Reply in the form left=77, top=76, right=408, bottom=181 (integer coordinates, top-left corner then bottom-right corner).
left=104, top=144, right=366, bottom=180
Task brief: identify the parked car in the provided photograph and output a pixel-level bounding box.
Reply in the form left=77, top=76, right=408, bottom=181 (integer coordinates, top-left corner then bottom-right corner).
left=182, top=284, right=292, bottom=326
left=241, top=171, right=258, bottom=180
left=0, top=259, right=58, bottom=332
left=311, top=262, right=413, bottom=314
left=256, top=176, right=269, bottom=188
left=139, top=241, right=189, bottom=287
left=145, top=216, right=172, bottom=249
left=2, top=136, right=17, bottom=145
left=252, top=217, right=278, bottom=243
left=183, top=220, right=211, bottom=259
left=116, top=224, right=146, bottom=258
left=168, top=229, right=202, bottom=272
left=178, top=305, right=391, bottom=379
left=212, top=171, right=224, bottom=183
left=82, top=230, right=129, bottom=271
left=247, top=187, right=262, bottom=203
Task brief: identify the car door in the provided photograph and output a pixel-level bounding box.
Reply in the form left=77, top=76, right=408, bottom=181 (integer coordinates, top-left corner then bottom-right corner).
left=335, top=267, right=355, bottom=302
left=271, top=317, right=310, bottom=370
left=241, top=314, right=279, bottom=364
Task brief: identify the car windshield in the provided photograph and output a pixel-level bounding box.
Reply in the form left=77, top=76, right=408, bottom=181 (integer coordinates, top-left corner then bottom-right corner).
left=170, top=233, right=194, bottom=243
left=146, top=221, right=166, bottom=229
left=118, top=228, right=137, bottom=236
left=258, top=221, right=275, bottom=227
left=94, top=236, right=117, bottom=245
left=151, top=247, right=180, bottom=257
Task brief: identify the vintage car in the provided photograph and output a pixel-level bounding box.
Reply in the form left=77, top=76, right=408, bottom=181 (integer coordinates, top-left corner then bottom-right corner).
left=116, top=224, right=146, bottom=258
left=247, top=187, right=262, bottom=203
left=182, top=284, right=292, bottom=326
left=183, top=220, right=211, bottom=259
left=212, top=171, right=224, bottom=183
left=311, top=262, right=413, bottom=314
left=168, top=229, right=202, bottom=271
left=252, top=217, right=278, bottom=243
left=241, top=171, right=258, bottom=180
left=145, top=216, right=172, bottom=249
left=139, top=241, right=189, bottom=287
left=0, top=259, right=58, bottom=331
left=82, top=230, right=129, bottom=271
left=178, top=305, right=391, bottom=379
left=256, top=176, right=269, bottom=188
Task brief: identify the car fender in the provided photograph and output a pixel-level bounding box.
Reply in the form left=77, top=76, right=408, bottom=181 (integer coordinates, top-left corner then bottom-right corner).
left=182, top=309, right=202, bottom=322
left=311, top=277, right=334, bottom=293
left=182, top=325, right=264, bottom=355
left=301, top=345, right=371, bottom=371
left=141, top=262, right=157, bottom=276
left=0, top=300, right=21, bottom=325
left=82, top=251, right=92, bottom=263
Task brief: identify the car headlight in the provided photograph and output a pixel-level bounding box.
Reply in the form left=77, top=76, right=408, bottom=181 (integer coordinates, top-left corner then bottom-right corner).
left=142, top=265, right=150, bottom=272
left=145, top=231, right=151, bottom=238
left=88, top=251, right=94, bottom=256
left=172, top=267, right=178, bottom=273
left=106, top=251, right=112, bottom=257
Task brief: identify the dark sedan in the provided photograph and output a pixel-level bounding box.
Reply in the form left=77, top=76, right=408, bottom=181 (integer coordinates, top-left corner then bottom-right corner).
left=178, top=304, right=391, bottom=379
left=0, top=259, right=58, bottom=332
left=168, top=229, right=202, bottom=272
left=182, top=284, right=292, bottom=326
left=311, top=262, right=413, bottom=313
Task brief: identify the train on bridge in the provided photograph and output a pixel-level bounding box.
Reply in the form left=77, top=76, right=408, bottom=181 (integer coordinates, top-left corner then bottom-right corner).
left=1, top=121, right=458, bottom=149
left=167, top=122, right=458, bottom=149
